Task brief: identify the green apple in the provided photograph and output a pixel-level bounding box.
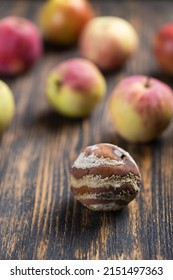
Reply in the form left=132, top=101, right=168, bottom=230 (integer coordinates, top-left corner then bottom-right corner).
left=0, top=80, right=15, bottom=133
left=46, top=58, right=106, bottom=117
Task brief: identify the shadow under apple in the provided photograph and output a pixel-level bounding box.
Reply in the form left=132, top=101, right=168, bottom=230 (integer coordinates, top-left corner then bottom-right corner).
left=28, top=108, right=89, bottom=132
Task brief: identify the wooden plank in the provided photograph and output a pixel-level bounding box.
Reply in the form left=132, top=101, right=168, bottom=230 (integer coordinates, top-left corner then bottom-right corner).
left=0, top=0, right=173, bottom=260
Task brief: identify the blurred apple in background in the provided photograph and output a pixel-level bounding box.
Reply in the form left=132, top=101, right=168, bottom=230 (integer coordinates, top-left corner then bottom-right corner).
left=0, top=80, right=15, bottom=133
left=46, top=58, right=106, bottom=118
left=0, top=16, right=43, bottom=76
left=38, top=0, right=94, bottom=46
left=154, top=23, right=173, bottom=74
left=109, top=75, right=173, bottom=143
left=79, top=16, right=138, bottom=71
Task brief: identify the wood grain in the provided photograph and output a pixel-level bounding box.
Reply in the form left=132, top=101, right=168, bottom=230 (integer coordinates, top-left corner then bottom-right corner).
left=0, top=0, right=173, bottom=260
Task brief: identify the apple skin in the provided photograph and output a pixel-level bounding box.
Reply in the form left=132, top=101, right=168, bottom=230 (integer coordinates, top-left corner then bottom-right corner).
left=154, top=23, right=173, bottom=74
left=0, top=16, right=43, bottom=76
left=38, top=0, right=94, bottom=46
left=109, top=75, right=173, bottom=143
left=46, top=58, right=106, bottom=118
left=0, top=80, right=15, bottom=133
left=79, top=16, right=138, bottom=71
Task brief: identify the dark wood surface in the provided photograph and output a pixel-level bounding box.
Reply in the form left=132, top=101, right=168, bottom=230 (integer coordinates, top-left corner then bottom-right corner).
left=0, top=0, right=173, bottom=260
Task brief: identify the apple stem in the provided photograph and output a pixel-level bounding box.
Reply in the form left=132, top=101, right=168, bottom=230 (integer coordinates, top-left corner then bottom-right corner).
left=56, top=79, right=63, bottom=90
left=145, top=76, right=151, bottom=88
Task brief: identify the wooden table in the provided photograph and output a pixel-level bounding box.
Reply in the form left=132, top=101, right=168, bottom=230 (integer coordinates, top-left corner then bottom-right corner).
left=0, top=0, right=173, bottom=260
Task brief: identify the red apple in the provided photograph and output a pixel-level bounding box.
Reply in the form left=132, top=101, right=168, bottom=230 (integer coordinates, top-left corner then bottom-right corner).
left=79, top=16, right=138, bottom=71
left=46, top=58, right=106, bottom=117
left=154, top=23, right=173, bottom=74
left=109, top=75, right=173, bottom=143
left=38, top=0, right=94, bottom=46
left=0, top=16, right=43, bottom=76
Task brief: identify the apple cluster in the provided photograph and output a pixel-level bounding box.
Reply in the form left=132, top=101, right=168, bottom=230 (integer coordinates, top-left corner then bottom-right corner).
left=0, top=0, right=173, bottom=144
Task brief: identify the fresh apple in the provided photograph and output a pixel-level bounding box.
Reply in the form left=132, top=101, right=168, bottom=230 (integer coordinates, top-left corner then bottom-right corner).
left=46, top=58, right=106, bottom=117
left=0, top=80, right=15, bottom=133
left=38, top=0, right=94, bottom=46
left=109, top=75, right=173, bottom=143
left=0, top=16, right=43, bottom=76
left=154, top=22, right=173, bottom=74
left=79, top=16, right=138, bottom=71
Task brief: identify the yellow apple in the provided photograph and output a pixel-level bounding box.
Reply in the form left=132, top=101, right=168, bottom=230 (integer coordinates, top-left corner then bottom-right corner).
left=79, top=16, right=138, bottom=71
left=38, top=0, right=94, bottom=46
